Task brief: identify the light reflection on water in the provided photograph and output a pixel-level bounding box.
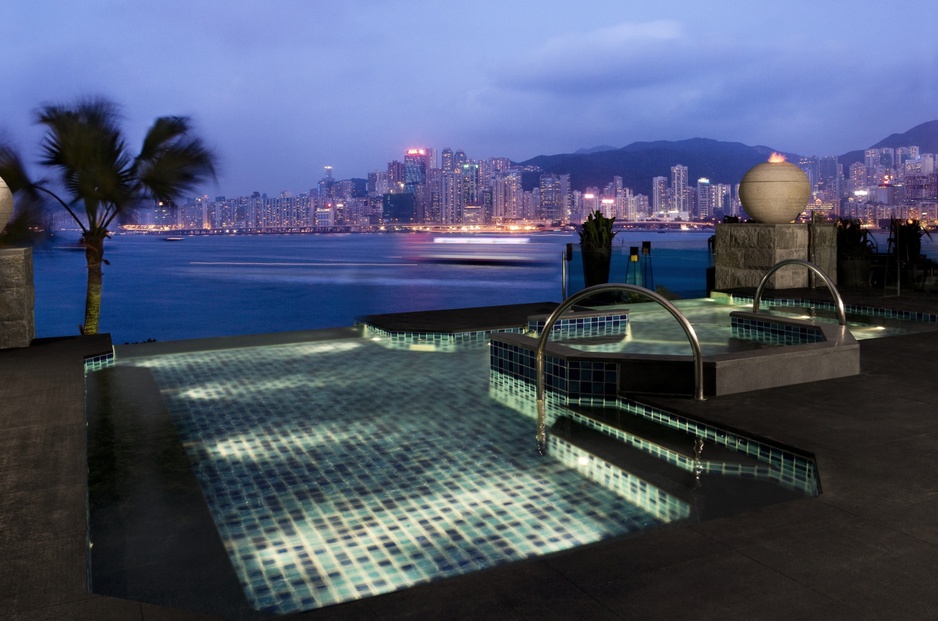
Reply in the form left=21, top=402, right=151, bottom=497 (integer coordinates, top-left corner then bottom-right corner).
left=32, top=231, right=714, bottom=343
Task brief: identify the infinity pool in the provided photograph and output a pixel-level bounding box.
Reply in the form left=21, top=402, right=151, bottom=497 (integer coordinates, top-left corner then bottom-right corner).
left=87, top=323, right=819, bottom=617
left=102, top=341, right=666, bottom=614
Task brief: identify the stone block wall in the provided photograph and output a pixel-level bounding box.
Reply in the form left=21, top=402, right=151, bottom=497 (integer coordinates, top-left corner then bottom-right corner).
left=808, top=221, right=837, bottom=287
left=0, top=247, right=35, bottom=348
left=714, top=223, right=837, bottom=290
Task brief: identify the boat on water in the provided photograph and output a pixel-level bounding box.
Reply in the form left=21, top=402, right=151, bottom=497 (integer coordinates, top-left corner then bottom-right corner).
left=164, top=236, right=185, bottom=241
left=407, top=236, right=551, bottom=266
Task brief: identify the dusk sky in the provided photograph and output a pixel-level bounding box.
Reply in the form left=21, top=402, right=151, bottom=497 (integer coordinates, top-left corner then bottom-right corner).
left=4, top=1, right=938, bottom=197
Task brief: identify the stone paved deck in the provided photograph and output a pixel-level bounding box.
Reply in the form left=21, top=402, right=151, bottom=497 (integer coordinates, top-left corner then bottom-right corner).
left=3, top=289, right=938, bottom=620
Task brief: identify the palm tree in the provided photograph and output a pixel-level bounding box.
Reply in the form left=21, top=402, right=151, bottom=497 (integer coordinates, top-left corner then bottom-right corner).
left=0, top=97, right=216, bottom=334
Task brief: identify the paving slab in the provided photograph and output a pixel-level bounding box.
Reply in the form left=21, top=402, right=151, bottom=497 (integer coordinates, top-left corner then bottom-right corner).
left=4, top=291, right=938, bottom=620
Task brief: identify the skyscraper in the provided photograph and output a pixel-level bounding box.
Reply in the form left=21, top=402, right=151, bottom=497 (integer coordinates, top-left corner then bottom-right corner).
left=441, top=148, right=454, bottom=173
left=798, top=157, right=819, bottom=192
left=671, top=165, right=688, bottom=212
left=493, top=171, right=522, bottom=220
left=696, top=178, right=712, bottom=219
left=404, top=149, right=429, bottom=191
left=460, top=162, right=481, bottom=209
left=652, top=176, right=668, bottom=213
left=318, top=166, right=334, bottom=198
left=538, top=174, right=564, bottom=222
left=818, top=156, right=843, bottom=202
left=403, top=149, right=430, bottom=222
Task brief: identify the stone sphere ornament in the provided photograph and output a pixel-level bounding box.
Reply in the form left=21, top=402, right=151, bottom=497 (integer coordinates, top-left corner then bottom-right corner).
left=738, top=154, right=811, bottom=224
left=0, top=175, right=13, bottom=230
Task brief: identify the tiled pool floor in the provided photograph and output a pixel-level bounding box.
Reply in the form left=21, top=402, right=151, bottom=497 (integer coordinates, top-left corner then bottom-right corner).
left=89, top=295, right=890, bottom=616
left=112, top=340, right=666, bottom=615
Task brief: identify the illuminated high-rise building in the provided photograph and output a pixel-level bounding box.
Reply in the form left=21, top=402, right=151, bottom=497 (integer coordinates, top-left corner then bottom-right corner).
left=318, top=166, right=335, bottom=198
left=154, top=199, right=177, bottom=228
left=493, top=171, right=522, bottom=220
left=631, top=194, right=650, bottom=219
left=440, top=170, right=461, bottom=224
left=441, top=148, right=454, bottom=173
left=798, top=157, right=819, bottom=192
left=817, top=156, right=843, bottom=202
left=897, top=146, right=920, bottom=168
left=652, top=176, right=668, bottom=212
left=712, top=183, right=732, bottom=217
left=403, top=149, right=431, bottom=222
left=489, top=157, right=512, bottom=172
left=460, top=163, right=481, bottom=208
left=696, top=178, right=712, bottom=219
left=671, top=165, right=688, bottom=212
left=404, top=149, right=429, bottom=191
left=538, top=174, right=564, bottom=222
left=387, top=160, right=406, bottom=188
left=848, top=162, right=867, bottom=193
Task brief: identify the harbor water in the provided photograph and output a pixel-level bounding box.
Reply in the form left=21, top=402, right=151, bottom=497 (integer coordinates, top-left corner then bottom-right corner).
left=33, top=231, right=715, bottom=343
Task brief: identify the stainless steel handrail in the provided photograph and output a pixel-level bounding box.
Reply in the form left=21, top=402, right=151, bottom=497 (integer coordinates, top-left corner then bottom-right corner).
left=561, top=249, right=568, bottom=300
left=752, top=259, right=846, bottom=325
left=535, top=283, right=705, bottom=455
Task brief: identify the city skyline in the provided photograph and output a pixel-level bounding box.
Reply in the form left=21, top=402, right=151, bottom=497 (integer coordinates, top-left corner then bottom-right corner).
left=131, top=141, right=937, bottom=232
left=4, top=1, right=938, bottom=197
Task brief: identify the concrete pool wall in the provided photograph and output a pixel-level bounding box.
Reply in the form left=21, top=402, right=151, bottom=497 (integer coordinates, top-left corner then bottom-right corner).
left=490, top=308, right=860, bottom=399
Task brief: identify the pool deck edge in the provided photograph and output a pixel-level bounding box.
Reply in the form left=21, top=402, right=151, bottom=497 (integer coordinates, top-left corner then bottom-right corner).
left=4, top=292, right=938, bottom=620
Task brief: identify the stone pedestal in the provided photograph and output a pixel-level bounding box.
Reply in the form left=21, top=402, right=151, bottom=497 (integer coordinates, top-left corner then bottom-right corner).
left=714, top=223, right=837, bottom=290
left=0, top=247, right=35, bottom=348
left=808, top=222, right=837, bottom=285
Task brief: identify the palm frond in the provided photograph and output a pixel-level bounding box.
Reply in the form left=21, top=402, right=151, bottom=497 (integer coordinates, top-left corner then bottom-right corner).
left=35, top=97, right=134, bottom=218
left=0, top=142, right=42, bottom=200
left=0, top=142, right=53, bottom=245
left=136, top=116, right=192, bottom=163
left=134, top=119, right=217, bottom=201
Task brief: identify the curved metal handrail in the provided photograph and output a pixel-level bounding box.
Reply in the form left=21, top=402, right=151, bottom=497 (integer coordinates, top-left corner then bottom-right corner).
left=752, top=259, right=846, bottom=325
left=535, top=283, right=705, bottom=455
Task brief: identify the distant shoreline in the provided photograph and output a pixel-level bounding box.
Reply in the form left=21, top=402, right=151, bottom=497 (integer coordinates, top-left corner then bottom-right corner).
left=106, top=223, right=718, bottom=237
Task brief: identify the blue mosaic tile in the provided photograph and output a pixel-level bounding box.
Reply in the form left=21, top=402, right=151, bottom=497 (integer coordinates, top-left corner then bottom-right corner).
left=359, top=323, right=523, bottom=352
left=102, top=296, right=921, bottom=613
left=83, top=348, right=116, bottom=372
left=119, top=341, right=663, bottom=615
left=487, top=371, right=819, bottom=497
left=527, top=312, right=630, bottom=339
left=730, top=316, right=824, bottom=345
left=732, top=296, right=938, bottom=325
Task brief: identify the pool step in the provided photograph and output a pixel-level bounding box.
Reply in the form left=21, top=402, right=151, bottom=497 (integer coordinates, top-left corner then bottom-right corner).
left=546, top=432, right=692, bottom=524
left=563, top=404, right=773, bottom=476
left=551, top=413, right=806, bottom=521
left=551, top=417, right=701, bottom=498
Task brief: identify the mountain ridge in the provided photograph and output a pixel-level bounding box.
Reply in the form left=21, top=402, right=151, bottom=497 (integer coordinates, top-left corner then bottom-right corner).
left=519, top=121, right=938, bottom=196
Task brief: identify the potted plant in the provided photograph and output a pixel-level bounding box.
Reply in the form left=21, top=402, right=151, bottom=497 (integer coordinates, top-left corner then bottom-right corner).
left=889, top=218, right=932, bottom=263
left=888, top=218, right=932, bottom=286
left=579, top=210, right=616, bottom=287
left=836, top=218, right=876, bottom=287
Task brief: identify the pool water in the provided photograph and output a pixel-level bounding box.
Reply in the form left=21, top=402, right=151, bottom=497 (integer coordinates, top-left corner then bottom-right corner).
left=124, top=340, right=667, bottom=614
left=89, top=297, right=854, bottom=616
left=557, top=298, right=938, bottom=356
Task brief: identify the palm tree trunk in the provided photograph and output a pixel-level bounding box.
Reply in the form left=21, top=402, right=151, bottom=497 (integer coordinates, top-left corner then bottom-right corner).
left=82, top=233, right=106, bottom=335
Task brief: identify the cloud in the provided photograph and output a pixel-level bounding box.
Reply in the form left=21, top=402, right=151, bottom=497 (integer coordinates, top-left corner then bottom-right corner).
left=495, top=20, right=693, bottom=93
left=466, top=18, right=938, bottom=158
left=6, top=2, right=938, bottom=193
